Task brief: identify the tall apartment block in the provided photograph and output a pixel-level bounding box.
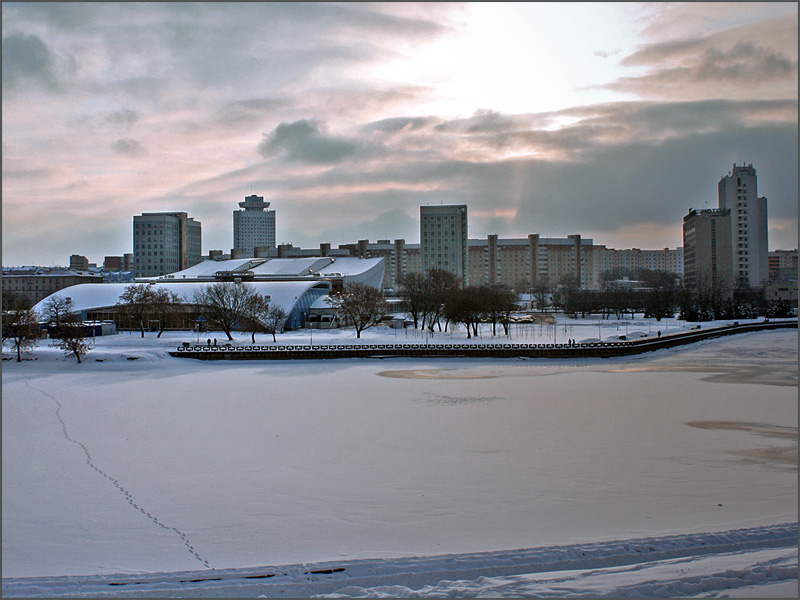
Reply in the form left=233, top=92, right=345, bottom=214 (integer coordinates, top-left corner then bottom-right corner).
left=233, top=194, right=275, bottom=254
left=420, top=204, right=468, bottom=283
left=718, top=164, right=769, bottom=287
left=683, top=208, right=732, bottom=293
left=133, top=212, right=201, bottom=278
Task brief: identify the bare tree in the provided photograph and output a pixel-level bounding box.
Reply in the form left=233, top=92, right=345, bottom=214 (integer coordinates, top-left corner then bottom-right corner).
left=263, top=305, right=288, bottom=342
left=117, top=283, right=157, bottom=337
left=242, top=294, right=287, bottom=343
left=531, top=279, right=550, bottom=313
left=3, top=308, right=42, bottom=362
left=53, top=321, right=90, bottom=364
left=2, top=293, right=30, bottom=347
left=193, top=282, right=260, bottom=340
left=491, top=286, right=519, bottom=336
left=39, top=296, right=75, bottom=327
left=397, top=272, right=427, bottom=329
left=443, top=286, right=482, bottom=338
left=423, top=268, right=460, bottom=333
left=150, top=289, right=183, bottom=337
left=2, top=290, right=31, bottom=312
left=325, top=282, right=388, bottom=338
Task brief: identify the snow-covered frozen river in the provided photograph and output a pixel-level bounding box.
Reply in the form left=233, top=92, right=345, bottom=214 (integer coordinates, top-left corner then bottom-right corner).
left=2, top=323, right=797, bottom=596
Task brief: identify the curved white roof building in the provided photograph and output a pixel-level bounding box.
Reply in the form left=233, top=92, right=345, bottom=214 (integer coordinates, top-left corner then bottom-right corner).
left=32, top=256, right=384, bottom=331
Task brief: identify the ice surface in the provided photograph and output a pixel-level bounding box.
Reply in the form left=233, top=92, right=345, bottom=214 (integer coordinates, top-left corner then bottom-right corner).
left=2, top=318, right=797, bottom=596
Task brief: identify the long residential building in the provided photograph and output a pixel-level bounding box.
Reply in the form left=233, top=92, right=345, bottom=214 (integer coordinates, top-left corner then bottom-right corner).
left=325, top=236, right=682, bottom=291
left=2, top=267, right=104, bottom=306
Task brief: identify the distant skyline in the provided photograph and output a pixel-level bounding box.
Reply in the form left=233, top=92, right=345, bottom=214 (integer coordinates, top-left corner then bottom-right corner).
left=2, top=2, right=797, bottom=267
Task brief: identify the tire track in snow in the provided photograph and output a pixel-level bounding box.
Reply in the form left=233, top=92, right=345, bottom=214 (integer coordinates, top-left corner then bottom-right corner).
left=25, top=380, right=212, bottom=570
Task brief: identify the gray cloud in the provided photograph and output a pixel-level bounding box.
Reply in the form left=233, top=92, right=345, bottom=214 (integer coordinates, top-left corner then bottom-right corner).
left=610, top=42, right=797, bottom=96
left=258, top=119, right=381, bottom=164
left=112, top=138, right=147, bottom=157
left=2, top=33, right=58, bottom=91
left=215, top=97, right=291, bottom=128
left=363, top=116, right=441, bottom=134
left=608, top=13, right=798, bottom=100
left=511, top=124, right=798, bottom=236
left=105, top=109, right=139, bottom=126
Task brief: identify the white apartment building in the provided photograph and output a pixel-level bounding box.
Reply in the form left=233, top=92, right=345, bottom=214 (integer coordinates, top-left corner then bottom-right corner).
left=233, top=194, right=276, bottom=253
left=718, top=164, right=769, bottom=287
left=133, top=212, right=201, bottom=278
left=420, top=204, right=468, bottom=283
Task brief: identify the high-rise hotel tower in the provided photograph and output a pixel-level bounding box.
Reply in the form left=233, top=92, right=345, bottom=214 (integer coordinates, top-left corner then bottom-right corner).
left=233, top=194, right=276, bottom=253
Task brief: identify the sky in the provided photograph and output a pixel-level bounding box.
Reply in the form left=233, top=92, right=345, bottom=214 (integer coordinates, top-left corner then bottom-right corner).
left=2, top=2, right=797, bottom=267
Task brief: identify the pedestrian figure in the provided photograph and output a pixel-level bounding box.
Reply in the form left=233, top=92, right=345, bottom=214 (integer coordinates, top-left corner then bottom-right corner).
left=207, top=338, right=211, bottom=347
left=213, top=338, right=217, bottom=346
left=657, top=331, right=661, bottom=338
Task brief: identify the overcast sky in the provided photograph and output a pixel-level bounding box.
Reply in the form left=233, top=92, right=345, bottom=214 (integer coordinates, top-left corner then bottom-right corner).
left=2, top=2, right=797, bottom=267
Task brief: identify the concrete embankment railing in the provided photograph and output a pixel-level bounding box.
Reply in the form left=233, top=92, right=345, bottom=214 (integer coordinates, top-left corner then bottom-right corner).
left=169, top=320, right=797, bottom=361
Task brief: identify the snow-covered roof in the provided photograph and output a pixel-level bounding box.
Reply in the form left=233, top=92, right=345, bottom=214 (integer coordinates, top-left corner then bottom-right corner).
left=32, top=280, right=332, bottom=317
left=149, top=256, right=384, bottom=283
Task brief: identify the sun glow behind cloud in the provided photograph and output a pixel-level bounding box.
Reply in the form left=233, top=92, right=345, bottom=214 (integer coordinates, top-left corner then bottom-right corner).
left=368, top=2, right=643, bottom=119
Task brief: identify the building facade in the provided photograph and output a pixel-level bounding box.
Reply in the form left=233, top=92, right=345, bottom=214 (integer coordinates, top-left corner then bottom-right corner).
left=103, top=254, right=133, bottom=272
left=69, top=254, right=91, bottom=271
left=332, top=235, right=682, bottom=292
left=718, top=164, right=769, bottom=288
left=420, top=204, right=468, bottom=284
left=233, top=194, right=276, bottom=253
left=133, top=212, right=201, bottom=278
left=2, top=268, right=104, bottom=307
left=683, top=208, right=733, bottom=294
left=768, top=249, right=798, bottom=281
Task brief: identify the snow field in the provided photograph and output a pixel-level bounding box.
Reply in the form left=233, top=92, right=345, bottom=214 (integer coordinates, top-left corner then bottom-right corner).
left=2, top=323, right=797, bottom=596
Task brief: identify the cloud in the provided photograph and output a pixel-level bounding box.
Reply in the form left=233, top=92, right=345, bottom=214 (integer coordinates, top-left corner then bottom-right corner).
left=608, top=42, right=797, bottom=99
left=112, top=138, right=147, bottom=157
left=104, top=109, right=140, bottom=126
left=363, top=116, right=441, bottom=134
left=605, top=13, right=798, bottom=101
left=217, top=97, right=290, bottom=126
left=257, top=119, right=381, bottom=165
left=593, top=49, right=620, bottom=59
left=1, top=33, right=58, bottom=91
left=1, top=3, right=796, bottom=266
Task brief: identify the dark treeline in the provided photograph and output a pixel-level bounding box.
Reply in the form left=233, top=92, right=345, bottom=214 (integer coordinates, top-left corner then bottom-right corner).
left=398, top=268, right=794, bottom=329
left=398, top=268, right=518, bottom=337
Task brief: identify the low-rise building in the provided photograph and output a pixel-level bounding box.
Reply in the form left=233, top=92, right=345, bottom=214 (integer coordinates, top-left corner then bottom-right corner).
left=2, top=267, right=104, bottom=307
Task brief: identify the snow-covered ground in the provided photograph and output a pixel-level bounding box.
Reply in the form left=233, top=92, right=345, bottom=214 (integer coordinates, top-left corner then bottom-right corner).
left=2, top=316, right=797, bottom=597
